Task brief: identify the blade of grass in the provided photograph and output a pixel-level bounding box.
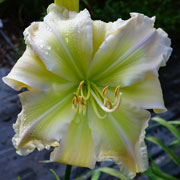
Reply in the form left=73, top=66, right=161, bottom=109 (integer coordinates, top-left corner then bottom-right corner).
left=96, top=167, right=131, bottom=180
left=168, top=120, right=180, bottom=125
left=150, top=161, right=178, bottom=180
left=171, top=139, right=180, bottom=148
left=146, top=136, right=180, bottom=168
left=151, top=167, right=178, bottom=180
left=75, top=171, right=94, bottom=180
left=143, top=168, right=164, bottom=180
left=50, top=169, right=61, bottom=180
left=91, top=171, right=101, bottom=180
left=152, top=117, right=180, bottom=140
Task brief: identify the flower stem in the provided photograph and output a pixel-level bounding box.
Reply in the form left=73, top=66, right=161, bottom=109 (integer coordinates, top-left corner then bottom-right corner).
left=64, top=165, right=72, bottom=180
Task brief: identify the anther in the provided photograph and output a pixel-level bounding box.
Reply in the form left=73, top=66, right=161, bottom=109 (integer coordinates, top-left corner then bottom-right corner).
left=73, top=93, right=78, bottom=102
left=78, top=80, right=84, bottom=90
left=72, top=97, right=78, bottom=108
left=106, top=100, right=112, bottom=109
left=102, top=86, right=108, bottom=97
left=79, top=96, right=86, bottom=105
left=91, top=90, right=122, bottom=113
left=114, top=85, right=120, bottom=97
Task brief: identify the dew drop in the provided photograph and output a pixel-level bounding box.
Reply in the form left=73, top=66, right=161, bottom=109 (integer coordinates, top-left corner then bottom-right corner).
left=46, top=26, right=52, bottom=32
left=47, top=45, right=51, bottom=50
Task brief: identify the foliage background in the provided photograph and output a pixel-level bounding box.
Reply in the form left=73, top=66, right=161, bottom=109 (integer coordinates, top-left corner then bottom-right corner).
left=0, top=0, right=180, bottom=40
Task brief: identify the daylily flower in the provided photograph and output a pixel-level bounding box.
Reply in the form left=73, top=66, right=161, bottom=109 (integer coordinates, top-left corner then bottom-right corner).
left=3, top=2, right=172, bottom=178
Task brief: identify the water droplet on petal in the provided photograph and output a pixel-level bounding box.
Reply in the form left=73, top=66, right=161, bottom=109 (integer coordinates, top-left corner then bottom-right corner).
left=46, top=26, right=52, bottom=32
left=47, top=45, right=51, bottom=50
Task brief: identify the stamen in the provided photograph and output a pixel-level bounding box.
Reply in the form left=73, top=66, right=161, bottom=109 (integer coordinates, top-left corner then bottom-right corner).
left=91, top=98, right=107, bottom=119
left=91, top=90, right=122, bottom=113
left=73, top=81, right=122, bottom=117
left=79, top=96, right=86, bottom=105
left=114, top=85, right=120, bottom=97
left=72, top=97, right=78, bottom=108
left=73, top=93, right=78, bottom=102
left=78, top=80, right=84, bottom=90
left=102, top=86, right=108, bottom=97
left=78, top=96, right=86, bottom=115
left=106, top=100, right=112, bottom=109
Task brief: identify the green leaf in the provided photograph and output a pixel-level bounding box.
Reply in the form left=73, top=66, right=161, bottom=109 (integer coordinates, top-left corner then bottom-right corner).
left=50, top=169, right=61, bottom=180
left=143, top=168, right=164, bottom=180
left=168, top=120, right=180, bottom=125
left=171, top=139, right=180, bottom=148
left=146, top=136, right=180, bottom=168
left=75, top=171, right=94, bottom=180
left=0, top=0, right=7, bottom=3
left=17, top=176, right=21, bottom=180
left=144, top=161, right=178, bottom=180
left=151, top=167, right=178, bottom=180
left=91, top=171, right=101, bottom=180
left=151, top=117, right=180, bottom=140
left=96, top=167, right=131, bottom=180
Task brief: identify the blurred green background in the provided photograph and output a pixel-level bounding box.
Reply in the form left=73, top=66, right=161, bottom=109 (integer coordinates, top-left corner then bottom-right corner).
left=0, top=0, right=180, bottom=40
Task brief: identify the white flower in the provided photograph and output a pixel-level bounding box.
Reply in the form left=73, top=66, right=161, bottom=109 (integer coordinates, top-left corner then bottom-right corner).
left=3, top=3, right=172, bottom=178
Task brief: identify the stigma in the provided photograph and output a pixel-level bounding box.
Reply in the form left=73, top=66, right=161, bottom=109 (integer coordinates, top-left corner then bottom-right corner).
left=72, top=80, right=122, bottom=118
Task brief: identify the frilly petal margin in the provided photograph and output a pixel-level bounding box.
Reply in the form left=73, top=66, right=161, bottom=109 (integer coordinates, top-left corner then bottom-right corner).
left=89, top=13, right=172, bottom=87
left=12, top=86, right=76, bottom=156
left=110, top=119, right=148, bottom=179
left=92, top=19, right=126, bottom=56
left=23, top=3, right=93, bottom=81
left=88, top=101, right=150, bottom=178
left=45, top=4, right=93, bottom=79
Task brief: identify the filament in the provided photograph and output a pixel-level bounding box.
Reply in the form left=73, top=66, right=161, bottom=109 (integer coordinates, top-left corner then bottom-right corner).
left=91, top=98, right=107, bottom=119
left=73, top=81, right=122, bottom=117
left=91, top=90, right=122, bottom=113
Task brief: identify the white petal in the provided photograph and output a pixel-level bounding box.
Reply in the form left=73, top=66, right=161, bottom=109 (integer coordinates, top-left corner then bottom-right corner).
left=92, top=19, right=125, bottom=56
left=24, top=4, right=93, bottom=81
left=88, top=102, right=150, bottom=177
left=89, top=13, right=172, bottom=87
left=3, top=46, right=70, bottom=91
left=13, top=86, right=76, bottom=155
left=120, top=73, right=166, bottom=112
left=46, top=4, right=93, bottom=78
left=50, top=114, right=96, bottom=169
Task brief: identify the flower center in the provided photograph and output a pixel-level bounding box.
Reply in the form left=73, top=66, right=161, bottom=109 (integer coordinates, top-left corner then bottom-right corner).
left=72, top=80, right=122, bottom=118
